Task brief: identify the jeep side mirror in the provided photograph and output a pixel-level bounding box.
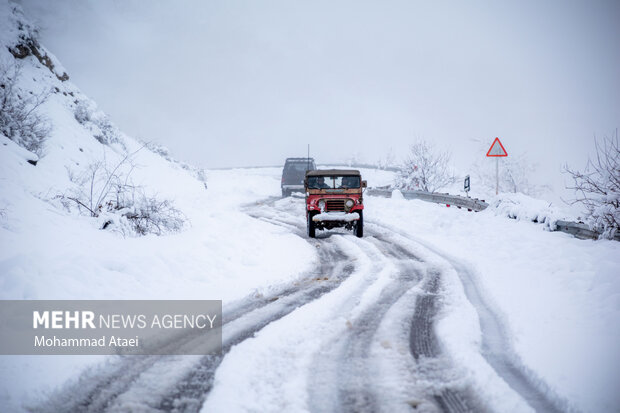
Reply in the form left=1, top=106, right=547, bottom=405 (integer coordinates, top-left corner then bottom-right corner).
left=362, top=180, right=367, bottom=188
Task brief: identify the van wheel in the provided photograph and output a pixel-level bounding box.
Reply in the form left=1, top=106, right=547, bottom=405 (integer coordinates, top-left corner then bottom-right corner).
left=307, top=212, right=316, bottom=238
left=355, top=211, right=363, bottom=238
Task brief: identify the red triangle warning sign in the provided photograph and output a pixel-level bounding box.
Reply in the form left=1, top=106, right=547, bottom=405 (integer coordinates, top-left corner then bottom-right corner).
left=486, top=137, right=508, bottom=157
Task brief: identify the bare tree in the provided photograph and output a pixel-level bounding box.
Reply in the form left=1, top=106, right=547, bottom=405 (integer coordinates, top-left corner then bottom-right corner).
left=473, top=151, right=546, bottom=196
left=502, top=155, right=533, bottom=194
left=395, top=140, right=455, bottom=192
left=0, top=60, right=51, bottom=155
left=564, top=133, right=620, bottom=238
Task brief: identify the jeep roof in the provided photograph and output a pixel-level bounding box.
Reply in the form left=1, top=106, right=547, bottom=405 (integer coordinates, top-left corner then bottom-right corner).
left=306, top=169, right=361, bottom=177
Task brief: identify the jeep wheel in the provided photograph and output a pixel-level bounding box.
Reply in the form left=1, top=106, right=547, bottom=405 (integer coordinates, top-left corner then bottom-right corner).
left=355, top=211, right=363, bottom=238
left=307, top=212, right=316, bottom=238
left=281, top=189, right=288, bottom=198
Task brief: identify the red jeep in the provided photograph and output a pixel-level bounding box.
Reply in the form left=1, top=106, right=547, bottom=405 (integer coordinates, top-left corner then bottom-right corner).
left=305, top=169, right=367, bottom=238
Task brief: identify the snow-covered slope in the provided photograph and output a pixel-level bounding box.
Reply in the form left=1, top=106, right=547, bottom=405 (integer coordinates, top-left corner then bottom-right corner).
left=0, top=0, right=315, bottom=301
left=0, top=3, right=315, bottom=410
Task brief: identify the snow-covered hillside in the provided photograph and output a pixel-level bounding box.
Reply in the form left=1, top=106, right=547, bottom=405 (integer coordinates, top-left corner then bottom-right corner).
left=0, top=3, right=314, bottom=410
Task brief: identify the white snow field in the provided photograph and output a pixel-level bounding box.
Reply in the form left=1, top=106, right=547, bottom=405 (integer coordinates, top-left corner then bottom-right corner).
left=2, top=2, right=620, bottom=412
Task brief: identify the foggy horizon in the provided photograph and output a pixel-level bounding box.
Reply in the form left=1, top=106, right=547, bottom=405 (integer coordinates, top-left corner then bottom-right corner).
left=17, top=0, right=620, bottom=195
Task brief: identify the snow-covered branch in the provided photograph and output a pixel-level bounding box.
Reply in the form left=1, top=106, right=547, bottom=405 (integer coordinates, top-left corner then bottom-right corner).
left=0, top=60, right=51, bottom=155
left=395, top=140, right=455, bottom=192
left=564, top=133, right=620, bottom=239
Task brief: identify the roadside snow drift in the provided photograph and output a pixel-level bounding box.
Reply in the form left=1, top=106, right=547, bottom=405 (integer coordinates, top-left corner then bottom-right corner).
left=366, top=195, right=620, bottom=413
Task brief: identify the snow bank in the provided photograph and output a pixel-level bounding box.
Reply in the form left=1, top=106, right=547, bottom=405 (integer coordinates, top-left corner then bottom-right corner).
left=366, top=195, right=620, bottom=412
left=484, top=192, right=575, bottom=230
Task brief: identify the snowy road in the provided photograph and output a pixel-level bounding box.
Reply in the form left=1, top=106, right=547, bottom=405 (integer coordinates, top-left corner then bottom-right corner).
left=33, top=195, right=566, bottom=413
left=306, top=231, right=483, bottom=413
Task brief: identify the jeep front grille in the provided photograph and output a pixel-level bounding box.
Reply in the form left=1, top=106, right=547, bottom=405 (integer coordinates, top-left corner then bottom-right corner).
left=326, top=199, right=345, bottom=211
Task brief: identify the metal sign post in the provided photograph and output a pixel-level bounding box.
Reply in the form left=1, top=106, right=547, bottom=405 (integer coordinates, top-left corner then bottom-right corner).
left=496, top=157, right=498, bottom=195
left=464, top=175, right=470, bottom=197
left=485, top=137, right=508, bottom=195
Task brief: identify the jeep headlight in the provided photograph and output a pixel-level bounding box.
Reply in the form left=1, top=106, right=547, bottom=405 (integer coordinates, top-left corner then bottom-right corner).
left=318, top=200, right=325, bottom=211
left=345, top=199, right=354, bottom=210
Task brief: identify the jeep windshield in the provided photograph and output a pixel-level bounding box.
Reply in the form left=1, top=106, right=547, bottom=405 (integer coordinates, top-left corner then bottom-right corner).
left=307, top=176, right=361, bottom=189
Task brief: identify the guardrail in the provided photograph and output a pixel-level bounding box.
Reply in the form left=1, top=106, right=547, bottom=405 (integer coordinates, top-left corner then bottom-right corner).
left=367, top=188, right=489, bottom=212
left=368, top=188, right=618, bottom=241
left=554, top=220, right=598, bottom=240
left=554, top=220, right=620, bottom=241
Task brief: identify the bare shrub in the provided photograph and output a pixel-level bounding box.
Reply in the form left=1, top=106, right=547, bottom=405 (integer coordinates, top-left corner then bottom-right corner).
left=395, top=140, right=455, bottom=192
left=73, top=99, right=125, bottom=148
left=564, top=133, right=620, bottom=239
left=120, top=195, right=185, bottom=236
left=0, top=60, right=51, bottom=155
left=56, top=149, right=186, bottom=236
left=73, top=100, right=91, bottom=124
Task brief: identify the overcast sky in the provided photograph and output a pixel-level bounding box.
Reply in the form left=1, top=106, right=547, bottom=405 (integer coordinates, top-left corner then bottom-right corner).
left=17, top=0, right=620, bottom=194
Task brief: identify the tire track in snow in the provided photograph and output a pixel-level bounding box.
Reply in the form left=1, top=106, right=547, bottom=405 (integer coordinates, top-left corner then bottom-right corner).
left=370, top=221, right=569, bottom=413
left=308, top=230, right=484, bottom=413
left=33, top=195, right=519, bottom=413
left=445, top=259, right=567, bottom=413
left=409, top=268, right=478, bottom=412
left=155, top=199, right=359, bottom=412
left=247, top=199, right=484, bottom=412
left=31, top=198, right=357, bottom=413
left=335, top=236, right=423, bottom=413
left=156, top=248, right=354, bottom=412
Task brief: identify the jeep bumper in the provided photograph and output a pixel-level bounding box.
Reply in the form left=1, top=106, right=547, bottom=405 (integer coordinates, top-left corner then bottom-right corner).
left=312, top=212, right=360, bottom=222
